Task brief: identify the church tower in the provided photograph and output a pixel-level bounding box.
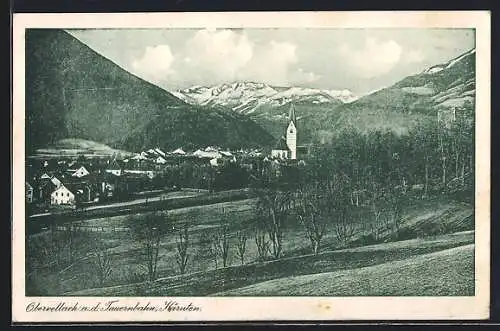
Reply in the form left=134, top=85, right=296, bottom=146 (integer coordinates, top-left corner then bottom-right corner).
left=286, top=104, right=297, bottom=160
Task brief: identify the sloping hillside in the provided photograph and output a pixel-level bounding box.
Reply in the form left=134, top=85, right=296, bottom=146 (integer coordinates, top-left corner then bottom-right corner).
left=25, top=29, right=274, bottom=153
left=216, top=244, right=474, bottom=296
left=314, top=49, right=475, bottom=140
left=172, top=82, right=355, bottom=141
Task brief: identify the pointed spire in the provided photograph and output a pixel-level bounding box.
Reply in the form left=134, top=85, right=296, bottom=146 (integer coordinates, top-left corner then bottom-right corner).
left=289, top=103, right=297, bottom=125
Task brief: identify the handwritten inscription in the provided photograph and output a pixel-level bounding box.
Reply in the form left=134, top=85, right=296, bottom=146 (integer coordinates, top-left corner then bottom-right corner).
left=26, top=300, right=202, bottom=313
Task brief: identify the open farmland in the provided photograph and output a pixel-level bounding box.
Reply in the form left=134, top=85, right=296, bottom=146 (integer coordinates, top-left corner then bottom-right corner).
left=26, top=195, right=474, bottom=296
left=216, top=243, right=474, bottom=296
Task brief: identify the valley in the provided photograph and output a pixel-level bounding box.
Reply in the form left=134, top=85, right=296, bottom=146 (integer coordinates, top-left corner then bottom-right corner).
left=24, top=28, right=476, bottom=298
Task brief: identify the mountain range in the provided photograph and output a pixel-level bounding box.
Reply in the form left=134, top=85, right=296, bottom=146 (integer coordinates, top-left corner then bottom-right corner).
left=172, top=82, right=358, bottom=115
left=171, top=48, right=475, bottom=143
left=25, top=29, right=274, bottom=155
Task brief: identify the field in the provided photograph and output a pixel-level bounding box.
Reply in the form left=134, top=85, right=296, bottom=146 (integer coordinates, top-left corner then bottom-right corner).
left=30, top=138, right=135, bottom=159
left=216, top=243, right=474, bottom=296
left=26, top=194, right=474, bottom=297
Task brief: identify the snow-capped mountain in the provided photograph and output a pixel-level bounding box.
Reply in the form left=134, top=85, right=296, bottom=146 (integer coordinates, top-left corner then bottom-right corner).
left=313, top=48, right=476, bottom=137
left=172, top=82, right=358, bottom=115
left=423, top=48, right=476, bottom=75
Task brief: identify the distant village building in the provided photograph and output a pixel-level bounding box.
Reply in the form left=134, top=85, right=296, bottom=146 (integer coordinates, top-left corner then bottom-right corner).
left=172, top=148, right=186, bottom=155
left=271, top=104, right=298, bottom=160
left=38, top=179, right=58, bottom=202
left=50, top=175, right=63, bottom=188
left=106, top=160, right=123, bottom=176
left=271, top=137, right=290, bottom=159
left=51, top=182, right=93, bottom=206
left=51, top=185, right=75, bottom=205
left=155, top=156, right=167, bottom=164
left=67, top=165, right=90, bottom=178
left=25, top=182, right=33, bottom=203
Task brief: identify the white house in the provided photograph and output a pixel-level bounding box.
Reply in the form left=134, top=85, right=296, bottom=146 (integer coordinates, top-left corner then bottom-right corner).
left=172, top=148, right=186, bottom=155
left=106, top=160, right=123, bottom=176
left=70, top=166, right=90, bottom=178
left=51, top=185, right=75, bottom=205
left=155, top=156, right=167, bottom=164
left=193, top=149, right=221, bottom=159
left=40, top=173, right=52, bottom=180
left=25, top=182, right=33, bottom=203
left=209, top=158, right=219, bottom=167
left=271, top=136, right=290, bottom=159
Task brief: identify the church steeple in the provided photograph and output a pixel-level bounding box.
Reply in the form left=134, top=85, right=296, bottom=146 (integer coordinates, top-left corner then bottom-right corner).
left=289, top=103, right=297, bottom=125
left=286, top=103, right=297, bottom=160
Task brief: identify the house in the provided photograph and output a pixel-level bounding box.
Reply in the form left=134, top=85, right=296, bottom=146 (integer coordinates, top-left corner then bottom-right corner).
left=51, top=185, right=76, bottom=205
left=271, top=136, right=290, bottom=159
left=155, top=156, right=167, bottom=164
left=154, top=148, right=166, bottom=157
left=50, top=175, right=63, bottom=188
left=205, top=146, right=218, bottom=152
left=123, top=169, right=155, bottom=179
left=210, top=158, right=219, bottom=167
left=51, top=182, right=94, bottom=206
left=66, top=165, right=90, bottom=178
left=37, top=179, right=58, bottom=203
left=40, top=173, right=52, bottom=180
left=106, top=159, right=123, bottom=176
left=25, top=182, right=33, bottom=203
left=172, top=148, right=186, bottom=155
left=193, top=149, right=221, bottom=159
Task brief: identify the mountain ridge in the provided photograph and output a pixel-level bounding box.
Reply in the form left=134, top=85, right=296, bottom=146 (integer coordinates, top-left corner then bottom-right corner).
left=311, top=47, right=476, bottom=141
left=25, top=29, right=275, bottom=154
left=172, top=81, right=358, bottom=115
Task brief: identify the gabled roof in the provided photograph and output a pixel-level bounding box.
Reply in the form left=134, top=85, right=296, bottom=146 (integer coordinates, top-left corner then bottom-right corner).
left=172, top=148, right=186, bottom=155
left=273, top=136, right=289, bottom=151
left=107, top=159, right=124, bottom=170
left=39, top=179, right=58, bottom=190
left=58, top=182, right=89, bottom=195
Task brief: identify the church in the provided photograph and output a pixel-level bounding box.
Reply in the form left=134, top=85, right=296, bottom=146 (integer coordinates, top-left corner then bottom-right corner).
left=271, top=104, right=298, bottom=160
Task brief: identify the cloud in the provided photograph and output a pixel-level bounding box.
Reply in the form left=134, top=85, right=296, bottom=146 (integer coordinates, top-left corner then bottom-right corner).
left=339, top=38, right=403, bottom=78
left=184, top=29, right=254, bottom=81
left=405, top=49, right=425, bottom=63
left=239, top=41, right=299, bottom=85
left=131, top=44, right=175, bottom=83
left=131, top=29, right=322, bottom=88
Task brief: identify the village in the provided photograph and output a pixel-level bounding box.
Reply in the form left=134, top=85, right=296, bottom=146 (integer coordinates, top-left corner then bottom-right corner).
left=25, top=106, right=312, bottom=217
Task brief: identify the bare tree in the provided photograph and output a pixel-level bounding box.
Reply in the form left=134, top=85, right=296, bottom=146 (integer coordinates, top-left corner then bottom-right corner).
left=255, top=229, right=270, bottom=261
left=255, top=189, right=292, bottom=259
left=333, top=206, right=356, bottom=247
left=211, top=232, right=221, bottom=269
left=198, top=231, right=217, bottom=270
left=127, top=212, right=172, bottom=281
left=235, top=230, right=248, bottom=265
left=214, top=223, right=231, bottom=268
left=91, top=245, right=113, bottom=287
left=296, top=188, right=327, bottom=255
left=175, top=223, right=190, bottom=275
left=385, top=190, right=405, bottom=234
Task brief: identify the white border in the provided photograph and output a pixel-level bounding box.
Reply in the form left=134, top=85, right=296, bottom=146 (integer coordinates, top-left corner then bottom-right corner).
left=12, top=11, right=491, bottom=322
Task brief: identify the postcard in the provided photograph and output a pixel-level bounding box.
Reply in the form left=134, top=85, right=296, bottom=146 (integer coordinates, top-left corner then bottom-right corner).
left=12, top=11, right=491, bottom=322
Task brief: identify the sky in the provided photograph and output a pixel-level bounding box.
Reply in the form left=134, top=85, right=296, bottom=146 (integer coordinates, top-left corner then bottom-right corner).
left=68, top=28, right=475, bottom=95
